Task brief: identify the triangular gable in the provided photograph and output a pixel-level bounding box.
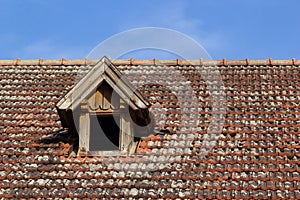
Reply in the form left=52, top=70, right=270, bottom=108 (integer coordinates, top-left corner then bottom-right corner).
left=56, top=56, right=150, bottom=111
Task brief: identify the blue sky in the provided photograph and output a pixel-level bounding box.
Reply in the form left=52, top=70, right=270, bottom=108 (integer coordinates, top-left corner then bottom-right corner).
left=0, top=0, right=299, bottom=60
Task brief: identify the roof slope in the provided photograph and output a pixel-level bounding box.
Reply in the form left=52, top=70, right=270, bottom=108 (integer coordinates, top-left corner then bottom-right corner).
left=1, top=58, right=300, bottom=199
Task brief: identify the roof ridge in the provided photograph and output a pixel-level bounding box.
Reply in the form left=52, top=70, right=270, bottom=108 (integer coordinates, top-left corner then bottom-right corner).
left=0, top=58, right=299, bottom=66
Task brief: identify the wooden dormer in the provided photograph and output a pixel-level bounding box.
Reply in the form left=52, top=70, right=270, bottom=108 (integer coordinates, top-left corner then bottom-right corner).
left=56, top=56, right=153, bottom=156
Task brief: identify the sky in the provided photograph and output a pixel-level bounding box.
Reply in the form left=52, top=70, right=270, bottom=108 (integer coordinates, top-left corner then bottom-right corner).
left=0, top=0, right=299, bottom=60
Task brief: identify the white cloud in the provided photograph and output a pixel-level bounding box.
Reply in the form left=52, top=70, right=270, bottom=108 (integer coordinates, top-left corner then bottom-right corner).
left=118, top=1, right=225, bottom=60
left=157, top=2, right=226, bottom=58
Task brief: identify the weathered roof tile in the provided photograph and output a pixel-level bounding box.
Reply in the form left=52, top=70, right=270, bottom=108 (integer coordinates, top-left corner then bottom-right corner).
left=1, top=58, right=300, bottom=198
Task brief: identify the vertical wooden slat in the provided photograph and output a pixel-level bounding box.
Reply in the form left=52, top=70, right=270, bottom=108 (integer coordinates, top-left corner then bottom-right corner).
left=99, top=82, right=111, bottom=110
left=88, top=93, right=96, bottom=111
left=103, top=89, right=111, bottom=110
left=111, top=92, right=120, bottom=110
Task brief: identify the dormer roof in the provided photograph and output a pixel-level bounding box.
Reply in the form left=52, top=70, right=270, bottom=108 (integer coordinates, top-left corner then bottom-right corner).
left=56, top=56, right=150, bottom=112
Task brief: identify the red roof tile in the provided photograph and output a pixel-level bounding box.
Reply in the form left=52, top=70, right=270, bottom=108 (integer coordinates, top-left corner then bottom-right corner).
left=1, top=58, right=300, bottom=198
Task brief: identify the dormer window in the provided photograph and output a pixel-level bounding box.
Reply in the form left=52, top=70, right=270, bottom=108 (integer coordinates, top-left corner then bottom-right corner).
left=56, top=57, right=153, bottom=156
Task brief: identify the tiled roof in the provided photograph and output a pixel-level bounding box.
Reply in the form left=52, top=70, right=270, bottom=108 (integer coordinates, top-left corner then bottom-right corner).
left=1, top=58, right=300, bottom=199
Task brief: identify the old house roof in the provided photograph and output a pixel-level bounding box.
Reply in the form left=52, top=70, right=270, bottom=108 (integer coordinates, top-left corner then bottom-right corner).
left=1, top=58, right=300, bottom=199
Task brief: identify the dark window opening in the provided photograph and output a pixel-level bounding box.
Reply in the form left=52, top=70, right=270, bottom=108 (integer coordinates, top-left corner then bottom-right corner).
left=89, top=115, right=120, bottom=151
